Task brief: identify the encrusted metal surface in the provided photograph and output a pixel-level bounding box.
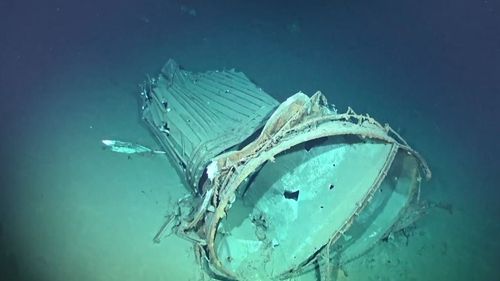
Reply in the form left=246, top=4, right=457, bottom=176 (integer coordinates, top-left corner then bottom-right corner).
left=142, top=61, right=431, bottom=281
left=141, top=59, right=278, bottom=190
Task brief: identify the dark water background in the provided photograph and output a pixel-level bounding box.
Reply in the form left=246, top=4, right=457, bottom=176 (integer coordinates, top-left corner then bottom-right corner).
left=1, top=1, right=499, bottom=281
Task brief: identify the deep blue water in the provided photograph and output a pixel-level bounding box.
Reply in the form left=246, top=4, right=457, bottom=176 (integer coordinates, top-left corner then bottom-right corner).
left=1, top=1, right=499, bottom=281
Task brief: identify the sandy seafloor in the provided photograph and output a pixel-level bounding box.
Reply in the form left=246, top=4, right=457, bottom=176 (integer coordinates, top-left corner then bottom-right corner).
left=0, top=1, right=499, bottom=281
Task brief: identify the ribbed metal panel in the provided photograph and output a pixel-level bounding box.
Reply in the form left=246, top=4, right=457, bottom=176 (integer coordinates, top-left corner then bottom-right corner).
left=141, top=59, right=279, bottom=190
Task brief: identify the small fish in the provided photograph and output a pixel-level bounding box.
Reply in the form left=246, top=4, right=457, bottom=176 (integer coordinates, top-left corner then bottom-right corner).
left=101, top=139, right=166, bottom=156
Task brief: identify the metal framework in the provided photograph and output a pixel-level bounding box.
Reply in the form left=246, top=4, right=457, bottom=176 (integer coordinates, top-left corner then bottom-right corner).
left=140, top=60, right=431, bottom=281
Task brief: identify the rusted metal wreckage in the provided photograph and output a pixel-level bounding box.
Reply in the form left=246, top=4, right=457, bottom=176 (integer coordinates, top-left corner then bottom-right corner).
left=140, top=59, right=431, bottom=281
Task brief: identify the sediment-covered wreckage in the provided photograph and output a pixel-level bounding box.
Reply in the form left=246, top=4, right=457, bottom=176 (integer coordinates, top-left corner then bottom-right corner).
left=140, top=59, right=431, bottom=281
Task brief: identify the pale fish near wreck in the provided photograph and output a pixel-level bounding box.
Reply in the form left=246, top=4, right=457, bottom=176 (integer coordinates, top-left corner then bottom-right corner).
left=101, top=139, right=166, bottom=156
